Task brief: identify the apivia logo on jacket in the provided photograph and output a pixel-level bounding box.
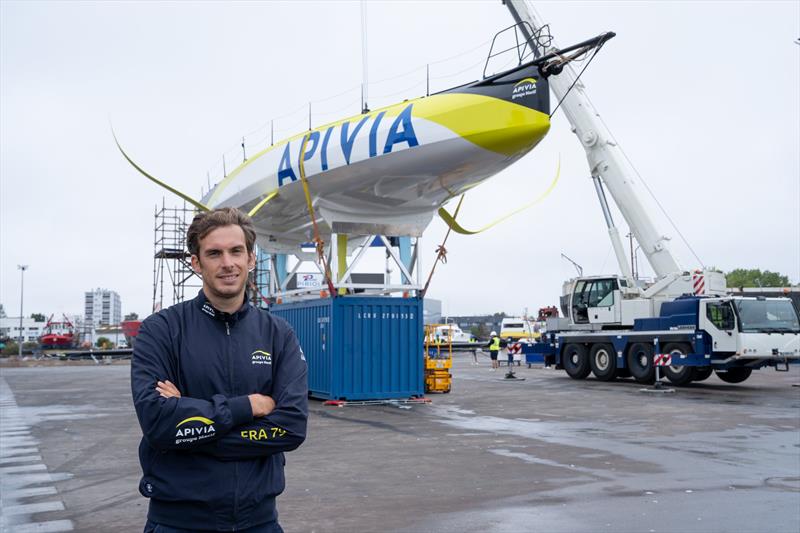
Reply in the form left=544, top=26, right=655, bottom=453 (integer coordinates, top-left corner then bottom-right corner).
left=174, top=416, right=216, bottom=444
left=251, top=350, right=272, bottom=365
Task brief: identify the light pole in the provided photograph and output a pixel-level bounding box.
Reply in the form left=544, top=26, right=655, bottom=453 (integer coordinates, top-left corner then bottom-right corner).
left=17, top=265, right=28, bottom=358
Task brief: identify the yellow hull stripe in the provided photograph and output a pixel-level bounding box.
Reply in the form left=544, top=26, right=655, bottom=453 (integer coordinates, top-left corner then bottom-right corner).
left=413, top=94, right=550, bottom=158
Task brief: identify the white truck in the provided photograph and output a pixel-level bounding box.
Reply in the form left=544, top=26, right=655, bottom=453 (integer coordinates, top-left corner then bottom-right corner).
left=505, top=0, right=800, bottom=384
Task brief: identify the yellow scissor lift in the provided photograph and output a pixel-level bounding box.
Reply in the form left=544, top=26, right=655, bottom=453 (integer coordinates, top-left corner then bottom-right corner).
left=424, top=324, right=453, bottom=393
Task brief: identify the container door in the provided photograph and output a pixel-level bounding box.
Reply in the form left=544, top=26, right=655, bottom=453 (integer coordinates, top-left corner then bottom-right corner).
left=319, top=317, right=328, bottom=358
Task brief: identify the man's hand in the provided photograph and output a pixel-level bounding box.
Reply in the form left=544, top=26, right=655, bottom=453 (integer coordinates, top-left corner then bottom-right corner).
left=155, top=380, right=273, bottom=417
left=248, top=394, right=275, bottom=417
left=156, top=380, right=181, bottom=399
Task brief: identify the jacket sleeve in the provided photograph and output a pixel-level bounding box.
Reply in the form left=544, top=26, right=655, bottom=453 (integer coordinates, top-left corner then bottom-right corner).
left=197, top=326, right=308, bottom=461
left=131, top=315, right=254, bottom=451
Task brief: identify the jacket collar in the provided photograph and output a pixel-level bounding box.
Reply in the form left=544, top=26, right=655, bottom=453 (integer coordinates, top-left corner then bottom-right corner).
left=195, top=289, right=251, bottom=323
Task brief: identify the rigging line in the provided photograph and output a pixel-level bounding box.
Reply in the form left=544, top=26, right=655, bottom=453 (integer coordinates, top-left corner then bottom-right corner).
left=222, top=146, right=242, bottom=165
left=430, top=56, right=486, bottom=81
left=242, top=122, right=270, bottom=140
left=628, top=161, right=706, bottom=268
left=274, top=115, right=311, bottom=136
left=369, top=65, right=427, bottom=85
left=205, top=141, right=256, bottom=181
left=549, top=40, right=606, bottom=119
left=310, top=97, right=362, bottom=118
left=551, top=42, right=598, bottom=66
left=242, top=102, right=307, bottom=138
left=227, top=33, right=494, bottom=161
left=599, top=245, right=613, bottom=274
left=372, top=79, right=426, bottom=100
left=481, top=54, right=520, bottom=79
left=361, top=0, right=369, bottom=110
left=227, top=37, right=492, bottom=174
left=428, top=37, right=493, bottom=65
left=272, top=101, right=310, bottom=121
left=210, top=139, right=256, bottom=185
left=587, top=92, right=705, bottom=268
left=421, top=195, right=465, bottom=298
left=243, top=86, right=362, bottom=139
left=297, top=132, right=336, bottom=296
left=205, top=146, right=238, bottom=175
left=245, top=133, right=270, bottom=151
left=311, top=84, right=360, bottom=104
left=367, top=38, right=490, bottom=86
left=206, top=159, right=224, bottom=179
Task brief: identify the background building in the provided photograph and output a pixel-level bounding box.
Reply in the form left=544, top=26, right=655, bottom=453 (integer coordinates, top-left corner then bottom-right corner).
left=84, top=289, right=122, bottom=343
left=93, top=324, right=126, bottom=348
left=84, top=288, right=122, bottom=327
left=0, top=316, right=44, bottom=343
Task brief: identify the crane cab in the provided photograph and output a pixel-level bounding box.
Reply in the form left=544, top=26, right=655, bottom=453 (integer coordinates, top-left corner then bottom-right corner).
left=698, top=296, right=800, bottom=361
left=561, top=275, right=649, bottom=328
left=561, top=271, right=730, bottom=329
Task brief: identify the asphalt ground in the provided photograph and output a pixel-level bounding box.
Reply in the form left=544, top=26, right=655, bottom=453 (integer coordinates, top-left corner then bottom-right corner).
left=1, top=355, right=799, bottom=533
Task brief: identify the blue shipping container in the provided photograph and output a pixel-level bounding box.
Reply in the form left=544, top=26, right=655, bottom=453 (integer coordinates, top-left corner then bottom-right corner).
left=271, top=297, right=424, bottom=400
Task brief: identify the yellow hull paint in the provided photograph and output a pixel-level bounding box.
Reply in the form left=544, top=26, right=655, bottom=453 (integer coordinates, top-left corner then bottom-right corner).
left=206, top=93, right=549, bottom=208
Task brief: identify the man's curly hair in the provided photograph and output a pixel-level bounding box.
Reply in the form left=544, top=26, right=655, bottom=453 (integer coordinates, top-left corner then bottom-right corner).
left=186, top=207, right=256, bottom=257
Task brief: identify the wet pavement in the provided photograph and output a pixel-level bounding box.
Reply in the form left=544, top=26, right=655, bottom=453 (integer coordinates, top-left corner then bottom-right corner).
left=1, top=356, right=798, bottom=532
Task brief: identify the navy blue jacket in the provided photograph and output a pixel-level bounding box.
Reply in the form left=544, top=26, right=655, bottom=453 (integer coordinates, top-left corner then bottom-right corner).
left=131, top=290, right=308, bottom=531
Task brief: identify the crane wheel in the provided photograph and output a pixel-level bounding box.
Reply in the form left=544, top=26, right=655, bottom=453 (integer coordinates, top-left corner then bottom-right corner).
left=663, top=343, right=695, bottom=386
left=715, top=367, right=752, bottom=384
left=626, top=342, right=655, bottom=384
left=693, top=367, right=713, bottom=382
left=589, top=343, right=617, bottom=381
left=562, top=344, right=591, bottom=380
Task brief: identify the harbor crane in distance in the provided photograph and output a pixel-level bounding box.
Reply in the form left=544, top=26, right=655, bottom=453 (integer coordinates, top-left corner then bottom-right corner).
left=504, top=0, right=800, bottom=384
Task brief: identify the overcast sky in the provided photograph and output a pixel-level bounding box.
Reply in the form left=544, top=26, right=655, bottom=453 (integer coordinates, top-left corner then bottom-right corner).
left=1, top=0, right=798, bottom=320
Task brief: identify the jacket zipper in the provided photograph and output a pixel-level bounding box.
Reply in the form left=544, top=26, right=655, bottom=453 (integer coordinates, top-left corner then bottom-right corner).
left=225, top=318, right=239, bottom=528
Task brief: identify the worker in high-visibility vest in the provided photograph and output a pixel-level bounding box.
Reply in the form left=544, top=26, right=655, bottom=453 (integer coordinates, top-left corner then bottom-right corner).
left=487, top=331, right=501, bottom=370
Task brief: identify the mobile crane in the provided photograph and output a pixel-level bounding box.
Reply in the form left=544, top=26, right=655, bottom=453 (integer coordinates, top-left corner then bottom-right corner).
left=505, top=0, right=800, bottom=384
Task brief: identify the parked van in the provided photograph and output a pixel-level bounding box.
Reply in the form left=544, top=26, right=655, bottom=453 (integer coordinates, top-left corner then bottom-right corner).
left=426, top=323, right=477, bottom=347
left=500, top=317, right=538, bottom=341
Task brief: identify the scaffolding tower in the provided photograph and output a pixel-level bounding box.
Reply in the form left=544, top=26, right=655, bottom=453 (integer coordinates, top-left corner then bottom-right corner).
left=251, top=250, right=272, bottom=309
left=151, top=200, right=272, bottom=312
left=152, top=200, right=200, bottom=312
